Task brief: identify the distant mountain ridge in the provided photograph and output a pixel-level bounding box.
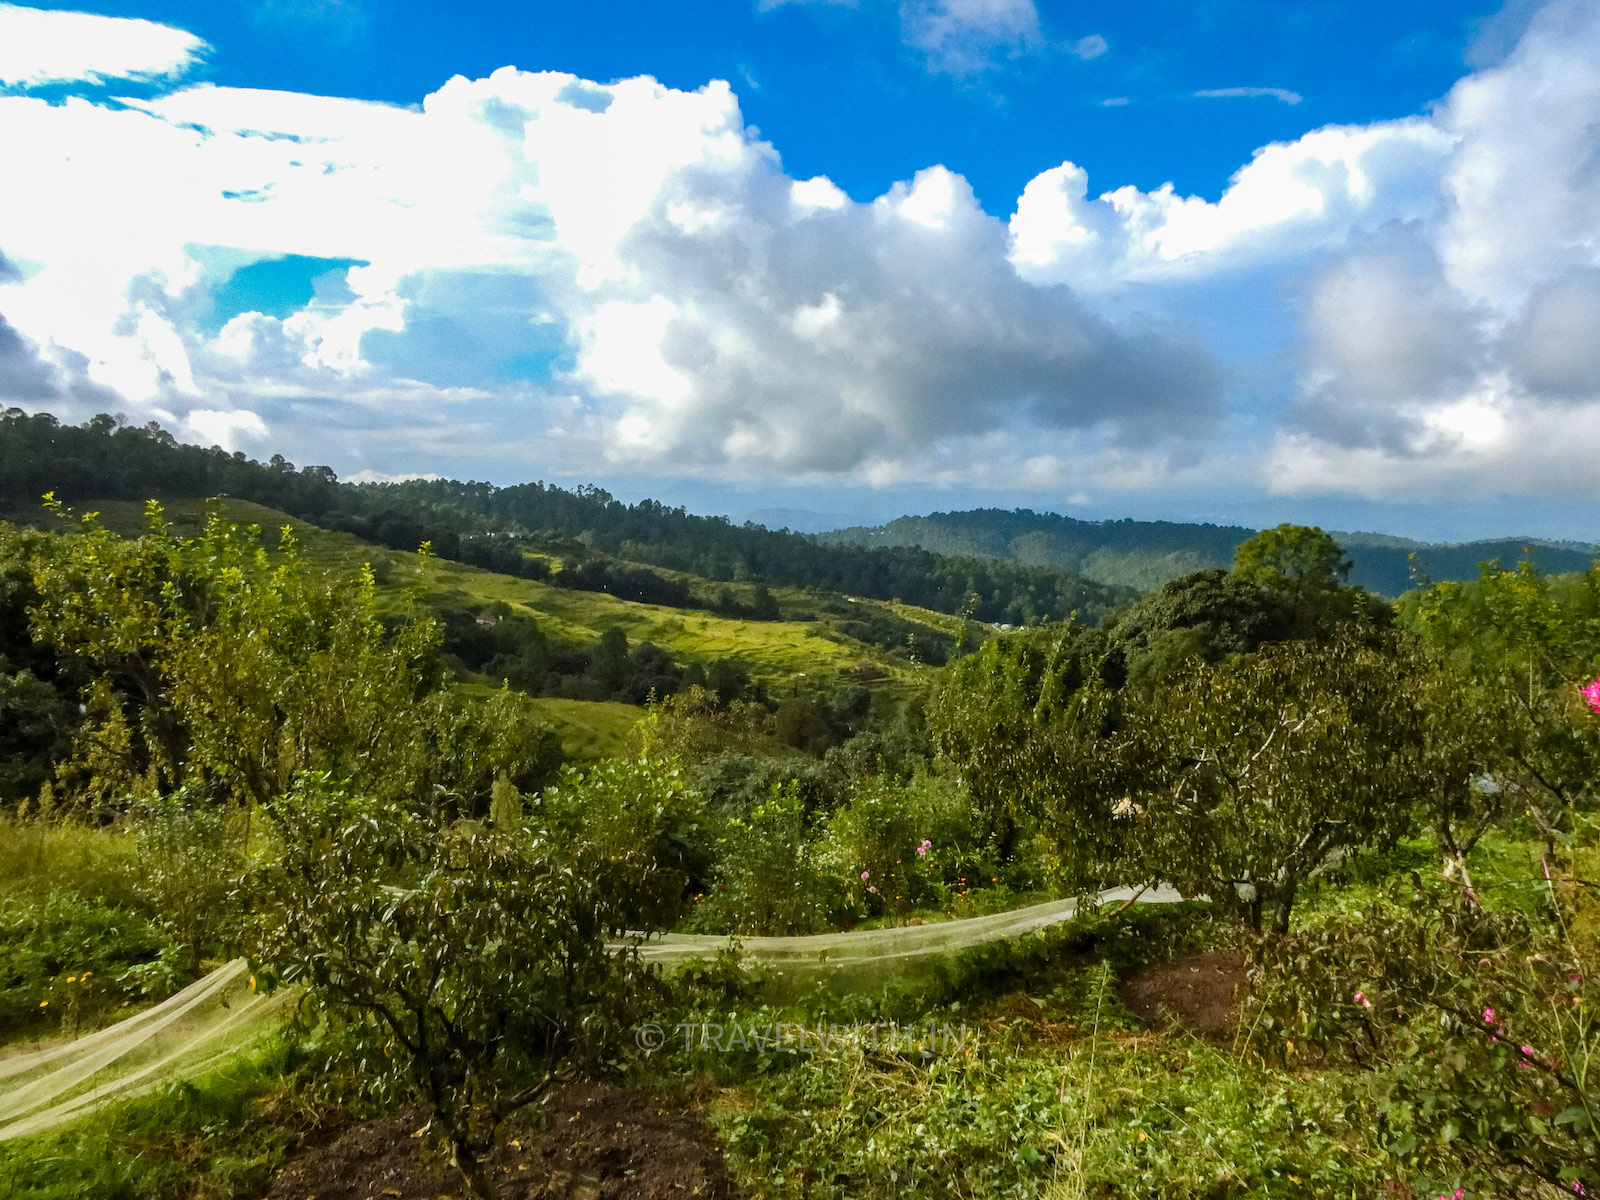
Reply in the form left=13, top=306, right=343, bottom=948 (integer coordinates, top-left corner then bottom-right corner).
left=819, top=508, right=1597, bottom=597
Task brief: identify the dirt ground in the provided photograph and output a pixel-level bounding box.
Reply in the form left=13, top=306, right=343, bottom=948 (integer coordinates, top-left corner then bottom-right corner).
left=1118, top=950, right=1246, bottom=1041
left=264, top=1081, right=740, bottom=1200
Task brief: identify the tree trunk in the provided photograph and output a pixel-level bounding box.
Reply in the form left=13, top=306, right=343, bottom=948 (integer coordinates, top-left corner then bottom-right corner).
left=1270, top=879, right=1298, bottom=937
left=1245, top=893, right=1263, bottom=935
left=452, top=1139, right=499, bottom=1200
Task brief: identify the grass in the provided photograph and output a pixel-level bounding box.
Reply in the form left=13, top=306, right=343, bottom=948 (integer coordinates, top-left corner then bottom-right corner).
left=640, top=908, right=1393, bottom=1200
left=0, top=1032, right=332, bottom=1200
left=507, top=694, right=641, bottom=759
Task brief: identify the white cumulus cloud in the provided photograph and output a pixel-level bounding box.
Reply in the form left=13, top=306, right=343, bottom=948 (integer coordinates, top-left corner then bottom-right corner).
left=6, top=0, right=1600, bottom=508
left=0, top=3, right=207, bottom=88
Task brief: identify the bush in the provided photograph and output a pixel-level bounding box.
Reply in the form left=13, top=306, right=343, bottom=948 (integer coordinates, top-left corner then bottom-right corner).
left=132, top=794, right=245, bottom=974
left=1245, top=870, right=1598, bottom=1196
left=541, top=757, right=713, bottom=925
left=819, top=774, right=984, bottom=918
left=689, top=781, right=840, bottom=935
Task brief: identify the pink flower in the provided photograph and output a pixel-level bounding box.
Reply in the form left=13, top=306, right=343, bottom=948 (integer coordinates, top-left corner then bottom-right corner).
left=1354, top=992, right=1373, bottom=1010
left=1483, top=1006, right=1495, bottom=1024
left=1521, top=1044, right=1536, bottom=1058
left=860, top=871, right=870, bottom=881
left=1571, top=1182, right=1585, bottom=1195
left=917, top=839, right=932, bottom=857
left=1581, top=675, right=1600, bottom=715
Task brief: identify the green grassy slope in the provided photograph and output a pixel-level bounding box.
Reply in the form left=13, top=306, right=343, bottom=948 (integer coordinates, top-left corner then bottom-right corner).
left=4, top=497, right=951, bottom=688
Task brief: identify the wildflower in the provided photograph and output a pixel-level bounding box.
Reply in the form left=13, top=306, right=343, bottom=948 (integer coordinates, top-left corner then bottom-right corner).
left=38, top=1000, right=48, bottom=1008
left=1521, top=1044, right=1536, bottom=1058
left=860, top=870, right=870, bottom=881
left=1572, top=1182, right=1586, bottom=1196
left=917, top=839, right=932, bottom=857
left=1354, top=992, right=1373, bottom=1010
left=65, top=975, right=76, bottom=983
left=1483, top=1006, right=1495, bottom=1023
left=1582, top=675, right=1600, bottom=715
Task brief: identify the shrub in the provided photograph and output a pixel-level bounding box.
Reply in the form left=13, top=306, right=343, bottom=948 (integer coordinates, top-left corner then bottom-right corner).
left=132, top=794, right=245, bottom=974
left=819, top=774, right=984, bottom=918
left=690, top=781, right=839, bottom=935
left=541, top=756, right=713, bottom=926
left=1245, top=871, right=1598, bottom=1196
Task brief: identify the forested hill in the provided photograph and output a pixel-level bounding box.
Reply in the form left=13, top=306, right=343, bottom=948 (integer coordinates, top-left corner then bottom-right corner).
left=0, top=410, right=1134, bottom=626
left=821, top=508, right=1596, bottom=597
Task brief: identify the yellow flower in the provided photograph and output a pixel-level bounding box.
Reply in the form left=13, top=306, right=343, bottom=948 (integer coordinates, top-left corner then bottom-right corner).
left=65, top=975, right=77, bottom=983
left=39, top=1000, right=48, bottom=1008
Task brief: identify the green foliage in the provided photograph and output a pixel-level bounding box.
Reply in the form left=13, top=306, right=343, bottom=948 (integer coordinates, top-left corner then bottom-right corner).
left=131, top=793, right=245, bottom=974
left=1106, top=567, right=1295, bottom=688
left=634, top=684, right=781, bottom=763
left=0, top=889, right=168, bottom=1038
left=250, top=774, right=663, bottom=1199
left=1076, top=633, right=1432, bottom=933
left=929, top=621, right=1115, bottom=863
left=0, top=668, right=75, bottom=803
left=690, top=780, right=839, bottom=935
left=819, top=773, right=983, bottom=918
left=1246, top=862, right=1598, bottom=1196
left=16, top=501, right=558, bottom=816
left=541, top=756, right=713, bottom=926
left=1233, top=522, right=1351, bottom=593
left=1402, top=555, right=1600, bottom=862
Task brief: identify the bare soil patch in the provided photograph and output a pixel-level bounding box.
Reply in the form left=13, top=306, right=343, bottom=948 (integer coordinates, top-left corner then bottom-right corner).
left=1119, top=950, right=1246, bottom=1041
left=264, top=1081, right=739, bottom=1200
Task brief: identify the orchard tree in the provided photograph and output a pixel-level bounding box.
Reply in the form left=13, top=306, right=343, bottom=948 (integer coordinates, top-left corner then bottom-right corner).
left=1090, top=632, right=1432, bottom=933
left=1107, top=567, right=1296, bottom=690
left=982, top=631, right=1434, bottom=934
left=928, top=620, right=1117, bottom=864
left=1401, top=555, right=1600, bottom=861
left=253, top=776, right=661, bottom=1200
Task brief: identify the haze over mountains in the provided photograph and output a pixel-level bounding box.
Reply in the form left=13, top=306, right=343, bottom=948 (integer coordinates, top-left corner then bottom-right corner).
left=820, top=509, right=1597, bottom=598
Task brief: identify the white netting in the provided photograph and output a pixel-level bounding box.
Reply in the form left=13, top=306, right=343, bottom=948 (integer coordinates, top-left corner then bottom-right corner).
left=0, top=958, right=295, bottom=1143
left=0, top=888, right=1181, bottom=1141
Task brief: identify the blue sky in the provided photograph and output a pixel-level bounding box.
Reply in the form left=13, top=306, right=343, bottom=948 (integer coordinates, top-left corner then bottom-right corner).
left=3, top=0, right=1600, bottom=540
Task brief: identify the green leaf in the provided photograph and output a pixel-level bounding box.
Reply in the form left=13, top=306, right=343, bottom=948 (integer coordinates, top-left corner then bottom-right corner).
left=1553, top=1106, right=1591, bottom=1130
